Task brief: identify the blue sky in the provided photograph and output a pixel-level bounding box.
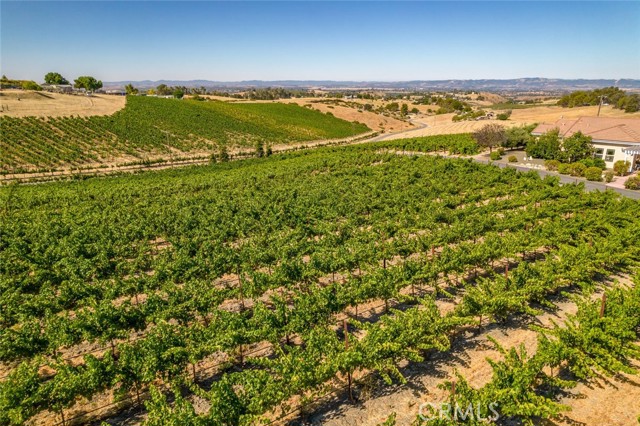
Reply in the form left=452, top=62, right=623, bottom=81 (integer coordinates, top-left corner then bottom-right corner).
left=1, top=1, right=639, bottom=82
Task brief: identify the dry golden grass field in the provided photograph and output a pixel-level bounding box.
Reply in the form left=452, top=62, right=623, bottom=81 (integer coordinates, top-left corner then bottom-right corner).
left=286, top=98, right=413, bottom=133
left=510, top=104, right=640, bottom=122
left=376, top=104, right=640, bottom=140
left=0, top=89, right=126, bottom=117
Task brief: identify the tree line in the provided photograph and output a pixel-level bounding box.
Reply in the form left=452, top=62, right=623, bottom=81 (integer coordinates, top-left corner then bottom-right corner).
left=557, top=86, right=639, bottom=113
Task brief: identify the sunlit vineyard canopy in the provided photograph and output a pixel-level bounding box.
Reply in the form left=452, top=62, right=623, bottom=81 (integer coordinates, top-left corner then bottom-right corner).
left=1, top=136, right=639, bottom=426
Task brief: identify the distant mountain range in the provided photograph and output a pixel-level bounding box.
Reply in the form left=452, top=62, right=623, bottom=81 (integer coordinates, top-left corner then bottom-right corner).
left=103, top=78, right=640, bottom=93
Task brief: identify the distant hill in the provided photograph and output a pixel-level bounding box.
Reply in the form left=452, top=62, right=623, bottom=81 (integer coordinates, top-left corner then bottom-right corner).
left=103, top=78, right=640, bottom=93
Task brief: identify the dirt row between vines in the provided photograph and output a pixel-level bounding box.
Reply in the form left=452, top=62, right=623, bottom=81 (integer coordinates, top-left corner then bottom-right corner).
left=286, top=273, right=639, bottom=426
left=27, top=243, right=544, bottom=426
left=0, top=131, right=381, bottom=184
left=2, top=191, right=537, bottom=380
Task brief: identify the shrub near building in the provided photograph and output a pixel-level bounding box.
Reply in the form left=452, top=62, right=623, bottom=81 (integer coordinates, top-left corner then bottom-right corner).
left=490, top=151, right=502, bottom=161
left=614, top=160, right=631, bottom=176
left=625, top=176, right=640, bottom=190
left=584, top=167, right=603, bottom=181
left=569, top=162, right=587, bottom=177
left=544, top=160, right=560, bottom=171
left=604, top=170, right=615, bottom=183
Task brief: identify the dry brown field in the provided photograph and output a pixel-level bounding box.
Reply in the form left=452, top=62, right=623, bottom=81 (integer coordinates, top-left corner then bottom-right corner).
left=510, top=104, right=640, bottom=122
left=375, top=104, right=640, bottom=140
left=0, top=89, right=126, bottom=117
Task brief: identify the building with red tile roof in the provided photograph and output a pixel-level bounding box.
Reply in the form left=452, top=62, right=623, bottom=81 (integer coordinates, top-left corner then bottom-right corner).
left=532, top=117, right=640, bottom=171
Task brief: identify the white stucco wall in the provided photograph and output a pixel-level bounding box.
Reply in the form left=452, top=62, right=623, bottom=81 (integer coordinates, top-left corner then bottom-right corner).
left=530, top=133, right=639, bottom=171
left=592, top=140, right=638, bottom=171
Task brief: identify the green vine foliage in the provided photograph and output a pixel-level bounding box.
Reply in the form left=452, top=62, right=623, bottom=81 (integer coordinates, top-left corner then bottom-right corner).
left=1, top=142, right=639, bottom=425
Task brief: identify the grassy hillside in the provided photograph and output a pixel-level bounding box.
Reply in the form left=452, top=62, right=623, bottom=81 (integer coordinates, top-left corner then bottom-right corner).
left=0, top=96, right=370, bottom=173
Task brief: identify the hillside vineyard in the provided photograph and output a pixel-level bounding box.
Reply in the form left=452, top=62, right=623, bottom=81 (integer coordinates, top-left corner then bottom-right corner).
left=1, top=138, right=639, bottom=425
left=0, top=96, right=370, bottom=173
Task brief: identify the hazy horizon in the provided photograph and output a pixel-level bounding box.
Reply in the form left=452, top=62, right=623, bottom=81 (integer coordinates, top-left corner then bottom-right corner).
left=2, top=1, right=639, bottom=82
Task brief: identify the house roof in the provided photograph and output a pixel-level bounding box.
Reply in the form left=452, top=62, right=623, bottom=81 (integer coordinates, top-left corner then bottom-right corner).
left=532, top=116, right=640, bottom=144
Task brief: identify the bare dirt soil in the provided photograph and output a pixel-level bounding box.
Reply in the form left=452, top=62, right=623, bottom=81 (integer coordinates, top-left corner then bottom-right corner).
left=0, top=89, right=126, bottom=117
left=294, top=275, right=640, bottom=426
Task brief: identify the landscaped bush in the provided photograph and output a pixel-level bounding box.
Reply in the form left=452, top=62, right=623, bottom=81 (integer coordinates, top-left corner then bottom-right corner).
left=579, top=158, right=606, bottom=170
left=508, top=155, right=518, bottom=163
left=624, top=175, right=640, bottom=190
left=569, top=162, right=587, bottom=177
left=614, top=160, right=631, bottom=176
left=544, top=160, right=560, bottom=171
left=584, top=167, right=603, bottom=181
left=558, top=163, right=572, bottom=175
left=604, top=170, right=615, bottom=183
left=526, top=129, right=593, bottom=162
left=497, top=148, right=505, bottom=155
left=490, top=151, right=502, bottom=161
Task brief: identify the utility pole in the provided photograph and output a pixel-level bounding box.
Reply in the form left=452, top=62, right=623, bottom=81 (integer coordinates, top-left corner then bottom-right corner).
left=597, top=95, right=605, bottom=117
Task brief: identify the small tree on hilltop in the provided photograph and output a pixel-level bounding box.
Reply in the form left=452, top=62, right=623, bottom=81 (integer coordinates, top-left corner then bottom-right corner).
left=156, top=84, right=171, bottom=96
left=44, top=72, right=69, bottom=85
left=474, top=123, right=506, bottom=153
left=385, top=102, right=399, bottom=112
left=172, top=88, right=184, bottom=99
left=74, top=76, right=102, bottom=93
left=125, top=84, right=139, bottom=95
